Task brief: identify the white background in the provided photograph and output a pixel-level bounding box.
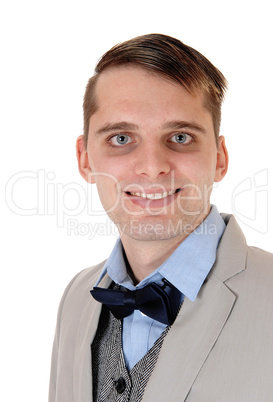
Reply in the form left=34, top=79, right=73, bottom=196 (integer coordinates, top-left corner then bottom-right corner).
left=1, top=0, right=272, bottom=400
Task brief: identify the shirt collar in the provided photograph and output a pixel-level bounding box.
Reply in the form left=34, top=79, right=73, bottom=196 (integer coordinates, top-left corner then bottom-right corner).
left=95, top=205, right=226, bottom=301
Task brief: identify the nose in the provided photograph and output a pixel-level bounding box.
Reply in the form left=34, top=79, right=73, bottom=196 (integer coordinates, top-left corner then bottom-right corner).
left=134, top=142, right=171, bottom=179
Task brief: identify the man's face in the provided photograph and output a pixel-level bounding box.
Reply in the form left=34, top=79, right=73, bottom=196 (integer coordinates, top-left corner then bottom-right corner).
left=77, top=66, right=228, bottom=242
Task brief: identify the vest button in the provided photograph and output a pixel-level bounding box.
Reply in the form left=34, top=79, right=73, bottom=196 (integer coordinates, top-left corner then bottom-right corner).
left=115, top=377, right=126, bottom=393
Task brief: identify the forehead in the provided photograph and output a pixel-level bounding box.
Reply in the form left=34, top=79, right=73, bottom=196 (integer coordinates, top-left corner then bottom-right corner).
left=87, top=65, right=214, bottom=138
left=94, top=65, right=205, bottom=112
left=96, top=65, right=194, bottom=94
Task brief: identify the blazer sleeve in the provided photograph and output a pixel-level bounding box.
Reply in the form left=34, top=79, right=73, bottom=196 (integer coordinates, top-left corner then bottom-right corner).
left=48, top=271, right=85, bottom=402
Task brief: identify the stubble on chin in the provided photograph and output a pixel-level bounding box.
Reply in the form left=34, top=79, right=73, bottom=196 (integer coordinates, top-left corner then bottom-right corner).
left=109, top=201, right=211, bottom=242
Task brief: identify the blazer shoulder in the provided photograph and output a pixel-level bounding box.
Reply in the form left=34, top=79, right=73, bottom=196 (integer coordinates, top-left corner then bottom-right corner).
left=247, top=245, right=273, bottom=273
left=56, top=260, right=106, bottom=323
left=62, top=260, right=106, bottom=299
left=226, top=245, right=273, bottom=300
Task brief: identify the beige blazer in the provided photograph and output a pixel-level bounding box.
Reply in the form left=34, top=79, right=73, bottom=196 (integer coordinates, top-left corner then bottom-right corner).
left=49, top=214, right=273, bottom=401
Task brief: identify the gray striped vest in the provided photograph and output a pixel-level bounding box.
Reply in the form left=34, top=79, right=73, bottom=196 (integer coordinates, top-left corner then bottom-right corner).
left=91, top=305, right=170, bottom=401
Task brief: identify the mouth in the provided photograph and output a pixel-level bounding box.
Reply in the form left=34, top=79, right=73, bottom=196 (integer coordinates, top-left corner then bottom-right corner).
left=125, top=188, right=182, bottom=200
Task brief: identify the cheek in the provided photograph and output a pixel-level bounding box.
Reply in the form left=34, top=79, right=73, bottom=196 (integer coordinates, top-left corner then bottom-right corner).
left=89, top=151, right=123, bottom=173
left=94, top=175, right=122, bottom=214
left=95, top=173, right=120, bottom=194
left=87, top=154, right=117, bottom=192
left=89, top=158, right=117, bottom=188
left=177, top=152, right=217, bottom=183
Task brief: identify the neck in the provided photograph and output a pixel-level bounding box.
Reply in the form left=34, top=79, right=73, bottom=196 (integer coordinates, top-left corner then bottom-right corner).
left=119, top=207, right=211, bottom=284
left=120, top=235, right=186, bottom=284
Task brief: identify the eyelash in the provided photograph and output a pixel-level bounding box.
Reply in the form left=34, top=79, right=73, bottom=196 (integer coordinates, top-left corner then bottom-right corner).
left=107, top=133, right=133, bottom=147
left=106, top=132, right=195, bottom=148
left=169, top=132, right=195, bottom=145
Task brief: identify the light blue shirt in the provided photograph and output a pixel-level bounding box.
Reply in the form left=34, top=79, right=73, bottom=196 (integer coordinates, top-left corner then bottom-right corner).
left=95, top=205, right=226, bottom=370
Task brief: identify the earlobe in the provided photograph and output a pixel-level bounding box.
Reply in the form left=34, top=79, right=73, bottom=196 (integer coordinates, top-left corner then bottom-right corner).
left=76, top=135, right=95, bottom=183
left=214, top=136, right=229, bottom=182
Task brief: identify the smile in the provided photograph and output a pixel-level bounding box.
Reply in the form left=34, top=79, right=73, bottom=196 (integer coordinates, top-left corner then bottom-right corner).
left=126, top=189, right=181, bottom=200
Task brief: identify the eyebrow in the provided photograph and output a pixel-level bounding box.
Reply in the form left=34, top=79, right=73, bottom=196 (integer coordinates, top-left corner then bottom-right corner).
left=95, top=122, right=139, bottom=136
left=95, top=120, right=207, bottom=136
left=162, top=120, right=207, bottom=134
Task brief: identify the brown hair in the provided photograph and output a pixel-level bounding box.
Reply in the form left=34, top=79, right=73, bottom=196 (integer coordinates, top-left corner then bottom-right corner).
left=83, top=33, right=228, bottom=147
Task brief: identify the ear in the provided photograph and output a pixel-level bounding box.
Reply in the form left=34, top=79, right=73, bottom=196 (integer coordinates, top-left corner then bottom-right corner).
left=76, top=135, right=96, bottom=184
left=214, top=136, right=229, bottom=182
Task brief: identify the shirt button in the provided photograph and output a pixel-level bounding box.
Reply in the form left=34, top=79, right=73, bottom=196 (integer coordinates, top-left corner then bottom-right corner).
left=115, top=377, right=126, bottom=394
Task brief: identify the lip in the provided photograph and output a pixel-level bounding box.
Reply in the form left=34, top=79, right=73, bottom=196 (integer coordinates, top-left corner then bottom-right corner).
left=124, top=188, right=182, bottom=208
left=128, top=188, right=177, bottom=198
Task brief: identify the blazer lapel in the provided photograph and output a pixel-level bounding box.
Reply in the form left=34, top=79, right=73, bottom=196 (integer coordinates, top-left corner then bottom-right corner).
left=143, top=214, right=247, bottom=402
left=143, top=274, right=236, bottom=401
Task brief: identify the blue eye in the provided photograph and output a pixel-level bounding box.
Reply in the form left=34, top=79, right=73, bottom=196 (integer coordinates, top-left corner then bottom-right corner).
left=169, top=132, right=193, bottom=145
left=174, top=133, right=187, bottom=143
left=116, top=134, right=129, bottom=144
left=109, top=133, right=133, bottom=146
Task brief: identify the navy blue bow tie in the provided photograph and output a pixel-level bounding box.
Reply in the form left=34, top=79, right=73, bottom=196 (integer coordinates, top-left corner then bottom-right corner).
left=90, top=279, right=182, bottom=325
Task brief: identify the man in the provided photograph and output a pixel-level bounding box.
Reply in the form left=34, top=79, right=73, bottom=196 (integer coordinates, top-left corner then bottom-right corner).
left=49, top=34, right=273, bottom=401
